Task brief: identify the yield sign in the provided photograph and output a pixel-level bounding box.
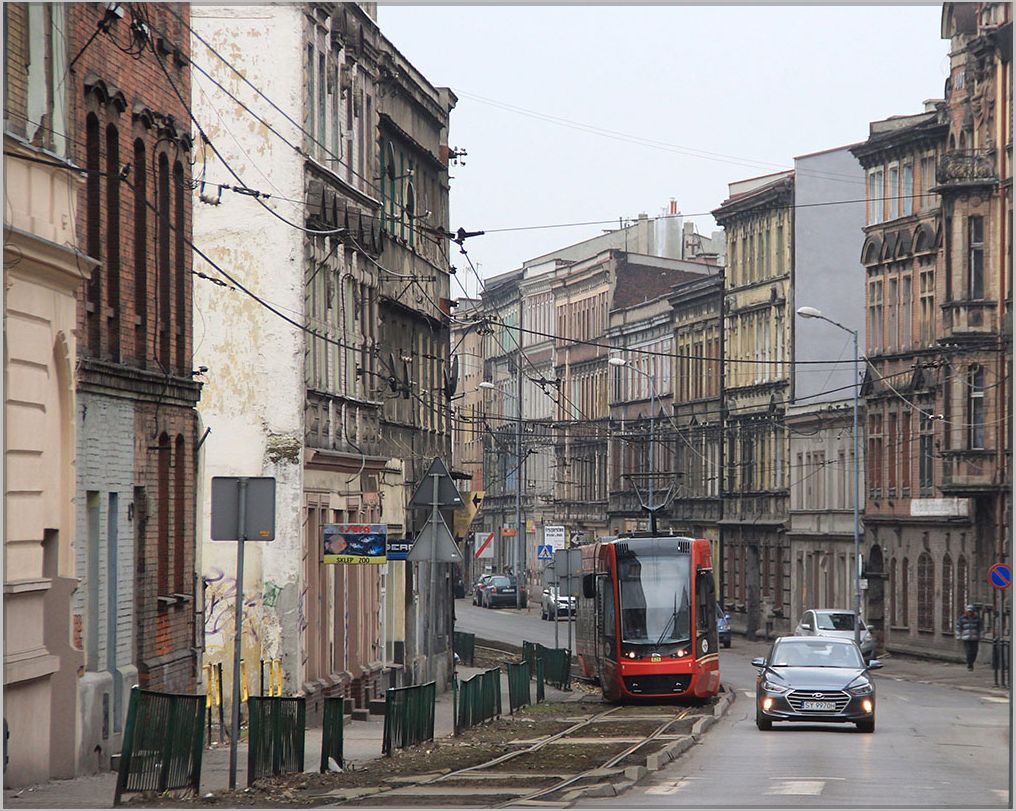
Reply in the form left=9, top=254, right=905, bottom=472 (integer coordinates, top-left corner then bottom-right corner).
left=407, top=509, right=462, bottom=563
left=408, top=458, right=463, bottom=510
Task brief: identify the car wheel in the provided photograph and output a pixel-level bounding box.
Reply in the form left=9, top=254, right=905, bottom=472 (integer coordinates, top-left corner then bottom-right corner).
left=722, top=638, right=731, bottom=648
left=541, top=608, right=547, bottom=620
left=855, top=717, right=875, bottom=733
left=756, top=710, right=772, bottom=731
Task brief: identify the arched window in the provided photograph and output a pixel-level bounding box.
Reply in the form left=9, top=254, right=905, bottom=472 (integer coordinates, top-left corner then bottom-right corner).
left=941, top=554, right=954, bottom=633
left=133, top=139, right=148, bottom=364
left=157, top=153, right=171, bottom=367
left=86, top=113, right=102, bottom=354
left=956, top=555, right=969, bottom=616
left=157, top=433, right=171, bottom=597
left=901, top=557, right=910, bottom=628
left=889, top=557, right=897, bottom=627
left=106, top=124, right=121, bottom=362
left=917, top=552, right=934, bottom=631
left=174, top=435, right=186, bottom=595
left=174, top=161, right=186, bottom=374
left=405, top=180, right=415, bottom=249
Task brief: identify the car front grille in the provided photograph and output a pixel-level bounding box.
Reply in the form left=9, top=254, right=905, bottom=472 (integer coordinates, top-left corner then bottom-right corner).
left=623, top=674, right=692, bottom=695
left=786, top=689, right=851, bottom=713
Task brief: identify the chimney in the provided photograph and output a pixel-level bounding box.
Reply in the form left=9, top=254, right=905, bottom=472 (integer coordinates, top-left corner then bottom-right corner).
left=669, top=198, right=679, bottom=216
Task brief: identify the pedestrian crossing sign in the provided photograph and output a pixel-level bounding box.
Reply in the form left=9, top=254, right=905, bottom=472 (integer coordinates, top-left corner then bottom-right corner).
left=537, top=544, right=553, bottom=561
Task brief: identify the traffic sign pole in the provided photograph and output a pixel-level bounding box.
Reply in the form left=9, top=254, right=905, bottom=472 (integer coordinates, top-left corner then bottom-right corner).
left=228, top=478, right=248, bottom=792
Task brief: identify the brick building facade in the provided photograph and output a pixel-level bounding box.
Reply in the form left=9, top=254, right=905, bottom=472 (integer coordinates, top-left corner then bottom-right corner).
left=67, top=2, right=201, bottom=770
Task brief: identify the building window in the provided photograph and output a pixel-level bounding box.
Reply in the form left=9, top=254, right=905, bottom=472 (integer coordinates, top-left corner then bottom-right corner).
left=888, top=165, right=899, bottom=220
left=157, top=433, right=171, bottom=598
left=920, top=156, right=936, bottom=210
left=174, top=435, right=186, bottom=595
left=900, top=557, right=910, bottom=628
left=968, top=217, right=984, bottom=299
left=868, top=280, right=883, bottom=350
left=887, top=412, right=897, bottom=495
left=889, top=557, right=897, bottom=627
left=86, top=113, right=102, bottom=355
left=105, top=124, right=121, bottom=362
left=967, top=366, right=985, bottom=449
left=941, top=554, right=954, bottom=634
left=956, top=555, right=968, bottom=615
left=900, top=411, right=911, bottom=495
left=133, top=139, right=148, bottom=364
left=157, top=153, right=171, bottom=367
left=886, top=278, right=898, bottom=351
left=919, top=264, right=935, bottom=346
left=902, top=162, right=914, bottom=216
left=900, top=275, right=912, bottom=349
left=917, top=552, right=934, bottom=631
left=919, top=415, right=934, bottom=494
left=867, top=413, right=883, bottom=499
left=868, top=169, right=884, bottom=223
left=174, top=161, right=186, bottom=374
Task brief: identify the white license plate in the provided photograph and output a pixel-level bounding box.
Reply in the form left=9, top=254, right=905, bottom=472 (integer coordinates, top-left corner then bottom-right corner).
left=801, top=701, right=836, bottom=711
left=503, top=589, right=515, bottom=593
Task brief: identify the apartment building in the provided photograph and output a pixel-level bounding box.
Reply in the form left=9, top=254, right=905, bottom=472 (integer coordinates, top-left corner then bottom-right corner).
left=3, top=3, right=89, bottom=786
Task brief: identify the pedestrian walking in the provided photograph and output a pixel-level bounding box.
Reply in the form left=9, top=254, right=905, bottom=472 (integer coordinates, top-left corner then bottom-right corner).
left=955, top=604, right=982, bottom=670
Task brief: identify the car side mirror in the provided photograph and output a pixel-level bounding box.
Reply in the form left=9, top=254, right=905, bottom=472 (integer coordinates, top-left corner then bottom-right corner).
left=582, top=572, right=596, bottom=599
left=801, top=622, right=813, bottom=631
left=751, top=657, right=766, bottom=668
left=866, top=660, right=883, bottom=670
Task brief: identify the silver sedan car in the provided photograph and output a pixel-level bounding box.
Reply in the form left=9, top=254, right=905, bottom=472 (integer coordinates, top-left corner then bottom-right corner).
left=794, top=609, right=875, bottom=660
left=540, top=586, right=575, bottom=620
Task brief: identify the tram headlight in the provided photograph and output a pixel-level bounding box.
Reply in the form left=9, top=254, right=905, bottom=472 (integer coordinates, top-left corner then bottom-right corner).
left=624, top=650, right=639, bottom=660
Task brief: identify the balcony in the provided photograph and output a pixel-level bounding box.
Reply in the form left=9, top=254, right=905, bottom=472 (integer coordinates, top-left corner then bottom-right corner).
left=940, top=450, right=999, bottom=493
left=936, top=150, right=997, bottom=188
left=941, top=300, right=998, bottom=337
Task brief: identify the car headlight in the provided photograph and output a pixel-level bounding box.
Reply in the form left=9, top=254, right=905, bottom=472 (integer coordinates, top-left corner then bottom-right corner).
left=846, top=676, right=873, bottom=696
left=762, top=679, right=788, bottom=694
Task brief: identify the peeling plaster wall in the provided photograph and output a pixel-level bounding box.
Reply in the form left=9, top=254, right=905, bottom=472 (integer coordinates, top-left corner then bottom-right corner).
left=191, top=5, right=306, bottom=699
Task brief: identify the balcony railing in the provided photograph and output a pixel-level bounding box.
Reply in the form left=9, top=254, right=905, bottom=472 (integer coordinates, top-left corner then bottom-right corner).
left=941, top=300, right=998, bottom=335
left=936, top=150, right=997, bottom=186
left=940, top=450, right=997, bottom=491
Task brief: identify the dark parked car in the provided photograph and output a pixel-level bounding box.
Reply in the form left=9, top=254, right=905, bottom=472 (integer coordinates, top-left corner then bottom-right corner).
left=752, top=636, right=882, bottom=733
left=471, top=574, right=494, bottom=605
left=482, top=575, right=521, bottom=608
left=716, top=602, right=731, bottom=648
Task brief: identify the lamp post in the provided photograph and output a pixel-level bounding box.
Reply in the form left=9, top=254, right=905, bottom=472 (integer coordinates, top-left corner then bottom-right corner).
left=609, top=356, right=660, bottom=535
left=796, top=306, right=862, bottom=648
left=479, top=379, right=525, bottom=607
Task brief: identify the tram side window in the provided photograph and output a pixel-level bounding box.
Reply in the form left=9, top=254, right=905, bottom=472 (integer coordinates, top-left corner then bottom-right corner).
left=600, top=577, right=616, bottom=658
left=696, top=571, right=714, bottom=632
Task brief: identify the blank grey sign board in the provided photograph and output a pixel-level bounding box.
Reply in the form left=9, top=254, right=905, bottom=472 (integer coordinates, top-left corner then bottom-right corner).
left=210, top=476, right=277, bottom=541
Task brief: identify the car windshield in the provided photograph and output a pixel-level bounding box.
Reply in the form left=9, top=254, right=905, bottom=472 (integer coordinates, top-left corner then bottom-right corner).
left=816, top=612, right=859, bottom=631
left=770, top=640, right=864, bottom=668
left=617, top=546, right=691, bottom=645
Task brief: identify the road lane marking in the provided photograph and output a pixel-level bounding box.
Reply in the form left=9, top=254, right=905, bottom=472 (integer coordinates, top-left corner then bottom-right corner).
left=767, top=780, right=825, bottom=796
left=982, top=696, right=1010, bottom=703
left=645, top=779, right=691, bottom=795
left=743, top=691, right=754, bottom=698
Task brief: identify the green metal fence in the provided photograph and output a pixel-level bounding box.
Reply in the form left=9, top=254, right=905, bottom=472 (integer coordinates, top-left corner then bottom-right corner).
left=522, top=641, right=537, bottom=674
left=114, top=687, right=205, bottom=805
left=536, top=644, right=571, bottom=691
left=506, top=661, right=531, bottom=713
left=247, top=696, right=306, bottom=786
left=535, top=658, right=546, bottom=703
left=382, top=682, right=436, bottom=755
left=453, top=631, right=476, bottom=666
left=454, top=667, right=502, bottom=733
left=319, top=697, right=344, bottom=772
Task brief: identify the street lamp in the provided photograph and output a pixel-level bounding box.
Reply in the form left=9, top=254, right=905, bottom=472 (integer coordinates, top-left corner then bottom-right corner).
left=796, top=306, right=862, bottom=649
left=609, top=356, right=661, bottom=535
left=478, top=380, right=524, bottom=607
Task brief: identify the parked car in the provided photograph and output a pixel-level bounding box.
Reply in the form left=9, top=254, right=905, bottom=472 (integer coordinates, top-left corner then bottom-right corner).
left=482, top=575, right=521, bottom=608
left=794, top=608, right=875, bottom=660
left=471, top=574, right=494, bottom=605
left=716, top=602, right=732, bottom=648
left=752, top=636, right=881, bottom=733
left=541, top=586, right=576, bottom=620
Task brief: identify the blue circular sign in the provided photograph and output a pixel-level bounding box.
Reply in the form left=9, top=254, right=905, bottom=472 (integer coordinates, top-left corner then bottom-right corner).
left=988, top=563, right=1011, bottom=590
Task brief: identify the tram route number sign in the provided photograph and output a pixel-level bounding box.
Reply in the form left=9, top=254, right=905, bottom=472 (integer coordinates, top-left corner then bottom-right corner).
left=988, top=563, right=1012, bottom=590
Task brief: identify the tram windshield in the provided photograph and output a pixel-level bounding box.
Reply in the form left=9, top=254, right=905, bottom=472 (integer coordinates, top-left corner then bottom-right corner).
left=616, top=547, right=691, bottom=646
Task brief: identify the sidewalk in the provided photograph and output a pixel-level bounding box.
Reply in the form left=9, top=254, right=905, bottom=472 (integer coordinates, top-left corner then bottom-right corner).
left=733, top=633, right=1011, bottom=698
left=2, top=665, right=583, bottom=808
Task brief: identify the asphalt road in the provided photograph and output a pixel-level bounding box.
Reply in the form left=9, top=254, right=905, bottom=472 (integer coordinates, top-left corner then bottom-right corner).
left=582, top=640, right=1012, bottom=807
left=454, top=597, right=575, bottom=650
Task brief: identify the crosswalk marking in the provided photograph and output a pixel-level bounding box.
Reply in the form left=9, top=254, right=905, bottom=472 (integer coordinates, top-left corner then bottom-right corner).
left=767, top=780, right=826, bottom=796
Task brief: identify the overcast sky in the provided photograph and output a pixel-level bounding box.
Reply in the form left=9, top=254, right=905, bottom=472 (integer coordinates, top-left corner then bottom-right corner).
left=377, top=4, right=949, bottom=295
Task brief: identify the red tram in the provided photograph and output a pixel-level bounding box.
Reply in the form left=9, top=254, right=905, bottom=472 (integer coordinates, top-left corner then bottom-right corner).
left=575, top=535, right=721, bottom=702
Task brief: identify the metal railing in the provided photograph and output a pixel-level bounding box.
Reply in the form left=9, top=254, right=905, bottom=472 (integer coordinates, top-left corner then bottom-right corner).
left=454, top=667, right=502, bottom=733
left=506, top=661, right=531, bottom=713
left=454, top=631, right=476, bottom=666
left=114, top=687, right=206, bottom=805
left=523, top=641, right=571, bottom=691
left=992, top=639, right=1010, bottom=688
left=247, top=696, right=306, bottom=786
left=382, top=681, right=436, bottom=755
left=320, top=697, right=344, bottom=772
left=535, top=658, right=546, bottom=703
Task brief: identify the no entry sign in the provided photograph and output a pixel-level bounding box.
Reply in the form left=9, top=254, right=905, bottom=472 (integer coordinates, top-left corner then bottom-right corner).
left=988, top=563, right=1012, bottom=590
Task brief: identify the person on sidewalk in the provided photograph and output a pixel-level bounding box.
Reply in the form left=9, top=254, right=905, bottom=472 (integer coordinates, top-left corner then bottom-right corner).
left=955, top=604, right=982, bottom=670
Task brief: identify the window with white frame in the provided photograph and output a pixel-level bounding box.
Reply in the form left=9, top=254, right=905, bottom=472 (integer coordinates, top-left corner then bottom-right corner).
left=868, top=169, right=884, bottom=223
left=902, top=162, right=914, bottom=216
left=888, top=165, right=899, bottom=220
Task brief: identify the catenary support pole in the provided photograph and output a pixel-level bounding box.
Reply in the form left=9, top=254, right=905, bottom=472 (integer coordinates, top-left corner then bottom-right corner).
left=852, top=329, right=862, bottom=649
left=515, top=298, right=524, bottom=608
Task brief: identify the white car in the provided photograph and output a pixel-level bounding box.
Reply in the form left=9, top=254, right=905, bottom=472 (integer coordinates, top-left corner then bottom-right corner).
left=795, top=609, right=875, bottom=660
left=540, top=587, right=576, bottom=621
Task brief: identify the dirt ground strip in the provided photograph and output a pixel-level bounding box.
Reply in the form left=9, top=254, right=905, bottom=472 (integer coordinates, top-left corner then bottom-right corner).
left=124, top=697, right=717, bottom=808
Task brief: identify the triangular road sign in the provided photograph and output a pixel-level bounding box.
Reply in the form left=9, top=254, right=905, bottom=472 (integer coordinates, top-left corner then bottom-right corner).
left=408, top=458, right=463, bottom=509
left=407, top=508, right=463, bottom=563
